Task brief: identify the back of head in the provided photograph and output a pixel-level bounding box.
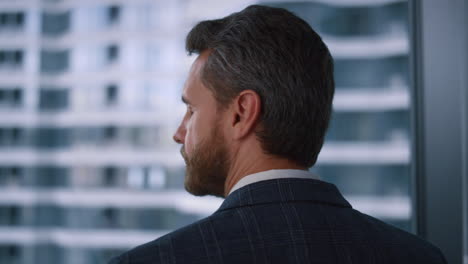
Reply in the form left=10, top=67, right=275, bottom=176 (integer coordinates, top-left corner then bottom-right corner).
left=186, top=5, right=335, bottom=168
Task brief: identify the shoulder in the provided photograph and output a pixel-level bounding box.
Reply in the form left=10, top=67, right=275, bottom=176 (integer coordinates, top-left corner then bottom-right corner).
left=107, top=215, right=221, bottom=264
left=354, top=211, right=447, bottom=263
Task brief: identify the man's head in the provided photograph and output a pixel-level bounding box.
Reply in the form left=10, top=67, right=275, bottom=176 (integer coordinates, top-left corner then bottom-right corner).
left=173, top=5, right=335, bottom=197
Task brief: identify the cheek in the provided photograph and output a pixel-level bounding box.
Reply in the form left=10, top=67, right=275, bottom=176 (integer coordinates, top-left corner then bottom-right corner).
left=184, top=118, right=197, bottom=156
left=183, top=111, right=214, bottom=156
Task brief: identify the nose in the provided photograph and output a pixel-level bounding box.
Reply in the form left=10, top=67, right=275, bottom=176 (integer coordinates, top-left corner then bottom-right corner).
left=173, top=124, right=185, bottom=144
left=173, top=134, right=182, bottom=144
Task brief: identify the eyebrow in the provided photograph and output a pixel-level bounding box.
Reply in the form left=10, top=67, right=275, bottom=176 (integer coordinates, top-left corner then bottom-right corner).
left=181, top=95, right=192, bottom=105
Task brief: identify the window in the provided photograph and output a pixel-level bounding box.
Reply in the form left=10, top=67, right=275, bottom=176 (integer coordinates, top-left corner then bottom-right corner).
left=0, top=12, right=25, bottom=30
left=10, top=167, right=22, bottom=178
left=103, top=166, right=118, bottom=187
left=148, top=166, right=166, bottom=189
left=35, top=166, right=69, bottom=187
left=35, top=127, right=71, bottom=149
left=41, top=11, right=70, bottom=36
left=0, top=87, right=23, bottom=108
left=0, top=166, right=23, bottom=186
left=5, top=1, right=464, bottom=263
left=0, top=127, right=25, bottom=147
left=35, top=205, right=63, bottom=226
left=16, top=13, right=24, bottom=26
left=10, top=128, right=21, bottom=144
left=0, top=245, right=21, bottom=264
left=39, top=88, right=69, bottom=111
left=40, top=50, right=69, bottom=73
left=0, top=128, right=4, bottom=145
left=13, top=50, right=22, bottom=64
left=11, top=88, right=22, bottom=106
left=33, top=244, right=61, bottom=264
left=102, top=126, right=118, bottom=145
left=107, top=5, right=121, bottom=25
left=102, top=207, right=118, bottom=228
left=106, top=45, right=119, bottom=63
left=0, top=50, right=24, bottom=69
left=105, top=84, right=118, bottom=105
left=0, top=205, right=20, bottom=225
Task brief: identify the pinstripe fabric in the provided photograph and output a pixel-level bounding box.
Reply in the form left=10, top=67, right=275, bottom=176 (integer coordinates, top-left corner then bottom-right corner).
left=108, top=178, right=447, bottom=264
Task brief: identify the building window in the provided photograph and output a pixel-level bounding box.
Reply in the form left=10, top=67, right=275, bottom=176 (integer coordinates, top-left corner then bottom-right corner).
left=16, top=12, right=24, bottom=26
left=41, top=11, right=70, bottom=36
left=0, top=128, right=4, bottom=145
left=148, top=166, right=166, bottom=189
left=35, top=205, right=63, bottom=226
left=102, top=207, right=118, bottom=228
left=0, top=50, right=24, bottom=69
left=11, top=88, right=22, bottom=106
left=0, top=127, right=25, bottom=147
left=35, top=127, right=71, bottom=149
left=105, top=84, right=118, bottom=105
left=10, top=166, right=21, bottom=178
left=40, top=50, right=69, bottom=73
left=0, top=12, right=25, bottom=30
left=0, top=166, right=23, bottom=186
left=103, top=166, right=118, bottom=186
left=0, top=245, right=21, bottom=264
left=0, top=205, right=20, bottom=225
left=106, top=45, right=119, bottom=63
left=0, top=87, right=23, bottom=108
left=13, top=50, right=22, bottom=64
left=35, top=166, right=69, bottom=187
left=39, top=88, right=69, bottom=111
left=103, top=126, right=117, bottom=142
left=107, top=5, right=121, bottom=25
left=11, top=127, right=21, bottom=145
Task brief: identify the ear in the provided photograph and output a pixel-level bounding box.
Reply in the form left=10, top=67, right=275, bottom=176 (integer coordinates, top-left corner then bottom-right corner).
left=230, top=90, right=262, bottom=140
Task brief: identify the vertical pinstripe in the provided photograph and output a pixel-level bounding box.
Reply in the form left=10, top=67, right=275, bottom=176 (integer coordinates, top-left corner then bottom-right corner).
left=286, top=179, right=312, bottom=263
left=317, top=203, right=340, bottom=264
left=208, top=219, right=224, bottom=264
left=197, top=219, right=225, bottom=264
left=236, top=208, right=257, bottom=264
left=276, top=179, right=301, bottom=263
left=158, top=236, right=175, bottom=264
left=197, top=224, right=213, bottom=264
left=246, top=185, right=269, bottom=264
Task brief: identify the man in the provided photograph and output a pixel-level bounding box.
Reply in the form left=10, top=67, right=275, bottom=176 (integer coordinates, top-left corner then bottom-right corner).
left=109, top=5, right=447, bottom=264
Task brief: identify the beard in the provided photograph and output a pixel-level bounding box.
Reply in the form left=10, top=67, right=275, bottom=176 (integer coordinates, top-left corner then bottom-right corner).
left=180, top=124, right=230, bottom=198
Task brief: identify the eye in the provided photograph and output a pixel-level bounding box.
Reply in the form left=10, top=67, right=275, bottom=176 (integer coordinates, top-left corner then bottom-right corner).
left=187, top=107, right=194, bottom=117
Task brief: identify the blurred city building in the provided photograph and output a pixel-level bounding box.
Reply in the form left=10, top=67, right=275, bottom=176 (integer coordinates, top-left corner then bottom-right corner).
left=0, top=0, right=410, bottom=263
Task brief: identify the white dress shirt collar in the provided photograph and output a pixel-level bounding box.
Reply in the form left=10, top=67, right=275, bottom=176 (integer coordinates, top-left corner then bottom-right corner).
left=228, top=169, right=319, bottom=196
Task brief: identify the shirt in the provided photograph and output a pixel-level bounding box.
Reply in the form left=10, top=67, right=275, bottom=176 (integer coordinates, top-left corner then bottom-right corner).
left=228, top=169, right=319, bottom=195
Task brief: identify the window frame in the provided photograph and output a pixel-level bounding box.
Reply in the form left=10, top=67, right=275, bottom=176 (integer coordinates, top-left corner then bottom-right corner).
left=410, top=0, right=468, bottom=263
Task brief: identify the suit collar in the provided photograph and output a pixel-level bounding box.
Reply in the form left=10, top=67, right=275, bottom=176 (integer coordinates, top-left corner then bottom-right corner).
left=215, top=178, right=352, bottom=213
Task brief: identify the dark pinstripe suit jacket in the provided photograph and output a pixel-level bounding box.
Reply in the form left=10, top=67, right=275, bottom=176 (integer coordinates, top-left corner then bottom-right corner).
left=109, top=178, right=447, bottom=264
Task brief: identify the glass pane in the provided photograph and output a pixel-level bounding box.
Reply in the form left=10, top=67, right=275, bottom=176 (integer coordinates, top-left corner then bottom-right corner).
left=0, top=1, right=412, bottom=263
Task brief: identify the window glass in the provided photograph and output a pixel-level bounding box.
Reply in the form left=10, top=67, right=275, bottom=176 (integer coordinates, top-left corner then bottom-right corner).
left=0, top=50, right=24, bottom=69
left=0, top=1, right=413, bottom=263
left=42, top=11, right=70, bottom=36
left=39, top=88, right=69, bottom=111
left=40, top=50, right=69, bottom=73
